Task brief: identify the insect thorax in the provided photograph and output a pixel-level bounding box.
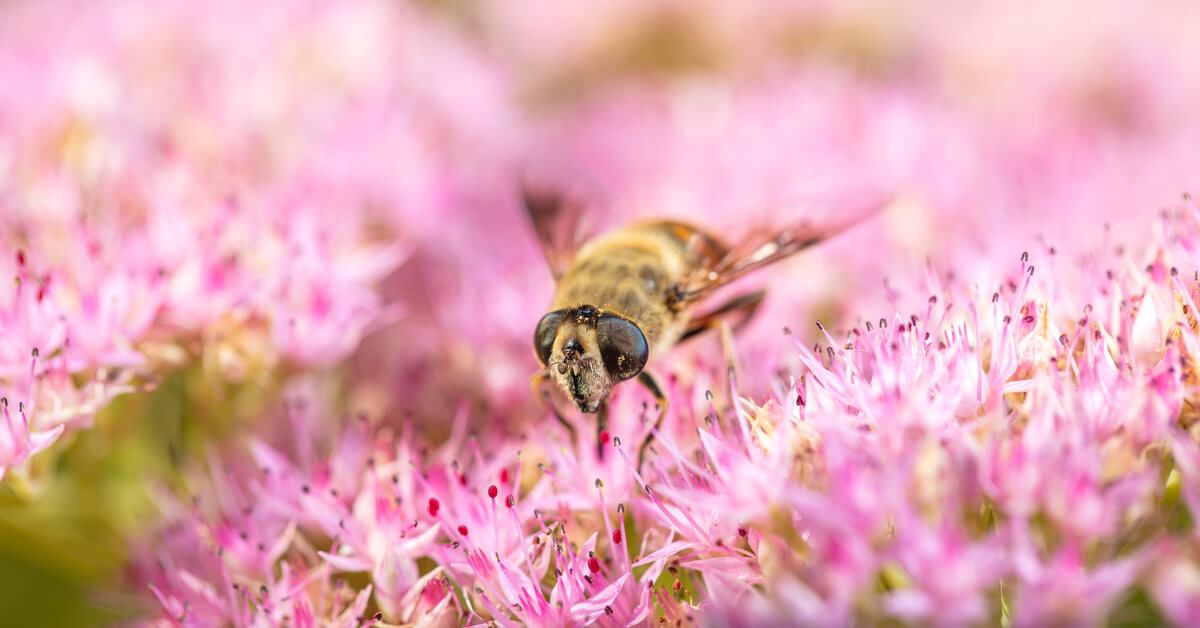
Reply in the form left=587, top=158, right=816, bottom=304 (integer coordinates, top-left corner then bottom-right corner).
left=551, top=221, right=724, bottom=352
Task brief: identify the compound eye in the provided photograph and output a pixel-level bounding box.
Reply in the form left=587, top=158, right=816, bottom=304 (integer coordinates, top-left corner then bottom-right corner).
left=534, top=311, right=565, bottom=365
left=596, top=314, right=648, bottom=381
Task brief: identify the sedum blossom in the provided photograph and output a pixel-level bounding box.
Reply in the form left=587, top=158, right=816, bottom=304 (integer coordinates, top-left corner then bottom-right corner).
left=139, top=205, right=1200, bottom=625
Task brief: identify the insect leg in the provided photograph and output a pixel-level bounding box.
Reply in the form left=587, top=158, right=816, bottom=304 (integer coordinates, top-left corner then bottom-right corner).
left=635, top=371, right=669, bottom=472
left=531, top=373, right=577, bottom=444
left=679, top=289, right=764, bottom=382
left=678, top=290, right=766, bottom=343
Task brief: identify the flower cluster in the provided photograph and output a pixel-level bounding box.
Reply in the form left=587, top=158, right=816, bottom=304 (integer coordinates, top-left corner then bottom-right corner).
left=135, top=204, right=1200, bottom=626
left=0, top=0, right=463, bottom=481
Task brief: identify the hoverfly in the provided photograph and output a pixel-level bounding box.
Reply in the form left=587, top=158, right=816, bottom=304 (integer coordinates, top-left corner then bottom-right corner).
left=526, top=186, right=884, bottom=468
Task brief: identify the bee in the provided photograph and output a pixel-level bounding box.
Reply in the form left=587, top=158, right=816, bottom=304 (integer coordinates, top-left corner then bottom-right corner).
left=525, top=186, right=883, bottom=468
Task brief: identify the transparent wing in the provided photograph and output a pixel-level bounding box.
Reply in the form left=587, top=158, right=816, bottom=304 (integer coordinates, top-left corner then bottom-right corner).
left=674, top=192, right=891, bottom=306
left=521, top=184, right=589, bottom=281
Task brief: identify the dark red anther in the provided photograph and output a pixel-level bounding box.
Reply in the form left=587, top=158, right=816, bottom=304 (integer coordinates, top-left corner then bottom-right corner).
left=612, top=529, right=622, bottom=544
left=505, top=495, right=515, bottom=508
left=588, top=557, right=600, bottom=573
left=427, top=498, right=440, bottom=517
left=500, top=469, right=509, bottom=484
left=738, top=527, right=748, bottom=537
left=458, top=525, right=469, bottom=536
left=488, top=485, right=498, bottom=499
left=459, top=474, right=467, bottom=486
left=599, top=430, right=610, bottom=445
left=15, top=250, right=24, bottom=266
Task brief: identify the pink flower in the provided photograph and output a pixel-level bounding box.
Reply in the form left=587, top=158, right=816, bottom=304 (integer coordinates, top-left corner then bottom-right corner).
left=260, top=208, right=408, bottom=367
left=1010, top=532, right=1146, bottom=628
left=0, top=395, right=62, bottom=483
left=883, top=517, right=1006, bottom=627
left=1150, top=542, right=1200, bottom=627
left=0, top=252, right=66, bottom=381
